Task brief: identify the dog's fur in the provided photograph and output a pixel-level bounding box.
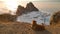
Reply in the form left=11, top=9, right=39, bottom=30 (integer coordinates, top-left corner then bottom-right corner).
left=31, top=20, right=45, bottom=31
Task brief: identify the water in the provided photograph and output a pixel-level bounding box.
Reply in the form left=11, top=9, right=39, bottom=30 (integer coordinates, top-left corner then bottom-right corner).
left=17, top=11, right=51, bottom=25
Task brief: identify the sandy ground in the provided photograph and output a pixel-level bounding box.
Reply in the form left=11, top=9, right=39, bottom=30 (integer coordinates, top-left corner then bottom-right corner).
left=0, top=21, right=60, bottom=34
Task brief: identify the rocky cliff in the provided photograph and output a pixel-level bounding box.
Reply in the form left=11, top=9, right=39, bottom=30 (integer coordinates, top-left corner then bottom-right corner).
left=16, top=2, right=39, bottom=16
left=26, top=2, right=39, bottom=11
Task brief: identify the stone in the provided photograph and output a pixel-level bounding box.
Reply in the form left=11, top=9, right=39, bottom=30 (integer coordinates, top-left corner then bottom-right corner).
left=16, top=2, right=39, bottom=16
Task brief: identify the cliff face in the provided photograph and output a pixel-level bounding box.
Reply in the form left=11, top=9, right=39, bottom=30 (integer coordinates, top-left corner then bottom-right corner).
left=16, top=2, right=39, bottom=16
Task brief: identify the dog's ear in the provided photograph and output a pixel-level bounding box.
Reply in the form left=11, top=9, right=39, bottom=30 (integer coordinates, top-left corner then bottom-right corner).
left=31, top=20, right=37, bottom=29
left=32, top=20, right=37, bottom=25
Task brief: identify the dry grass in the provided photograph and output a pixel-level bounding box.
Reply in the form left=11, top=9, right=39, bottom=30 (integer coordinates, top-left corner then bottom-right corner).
left=0, top=21, right=35, bottom=34
left=0, top=21, right=60, bottom=34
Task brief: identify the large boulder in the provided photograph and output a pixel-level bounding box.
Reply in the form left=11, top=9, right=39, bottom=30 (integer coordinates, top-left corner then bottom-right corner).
left=50, top=11, right=60, bottom=25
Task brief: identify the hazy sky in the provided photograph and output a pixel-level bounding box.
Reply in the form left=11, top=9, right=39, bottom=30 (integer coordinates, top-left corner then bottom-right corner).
left=1, top=0, right=60, bottom=2
left=0, top=0, right=60, bottom=12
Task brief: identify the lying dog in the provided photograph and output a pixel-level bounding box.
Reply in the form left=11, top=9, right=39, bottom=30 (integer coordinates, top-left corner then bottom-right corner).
left=31, top=20, right=45, bottom=31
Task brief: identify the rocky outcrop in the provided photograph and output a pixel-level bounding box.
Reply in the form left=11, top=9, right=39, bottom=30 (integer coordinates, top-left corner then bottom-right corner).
left=16, top=2, right=39, bottom=16
left=50, top=11, right=60, bottom=25
left=0, top=14, right=17, bottom=22
left=26, top=2, right=39, bottom=11
left=16, top=5, right=25, bottom=16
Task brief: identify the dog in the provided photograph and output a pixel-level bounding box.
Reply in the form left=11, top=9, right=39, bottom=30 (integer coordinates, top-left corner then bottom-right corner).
left=31, top=20, right=45, bottom=31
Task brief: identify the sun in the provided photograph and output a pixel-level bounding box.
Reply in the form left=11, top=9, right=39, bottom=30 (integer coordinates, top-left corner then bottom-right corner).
left=5, top=0, right=18, bottom=11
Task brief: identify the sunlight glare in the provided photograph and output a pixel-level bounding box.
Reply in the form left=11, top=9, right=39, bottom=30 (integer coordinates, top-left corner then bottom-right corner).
left=5, top=0, right=18, bottom=11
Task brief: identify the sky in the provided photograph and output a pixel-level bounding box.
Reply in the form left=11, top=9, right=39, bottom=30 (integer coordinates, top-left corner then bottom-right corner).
left=0, top=0, right=60, bottom=13
left=1, top=0, right=60, bottom=2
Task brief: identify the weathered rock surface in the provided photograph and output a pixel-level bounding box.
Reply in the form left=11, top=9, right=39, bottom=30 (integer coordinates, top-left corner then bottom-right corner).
left=26, top=2, right=39, bottom=11
left=16, top=2, right=39, bottom=16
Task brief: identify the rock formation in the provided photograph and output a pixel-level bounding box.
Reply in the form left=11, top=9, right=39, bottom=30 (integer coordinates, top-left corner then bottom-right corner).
left=16, top=2, right=39, bottom=16
left=50, top=11, right=60, bottom=25
left=26, top=2, right=39, bottom=11
left=16, top=5, right=25, bottom=16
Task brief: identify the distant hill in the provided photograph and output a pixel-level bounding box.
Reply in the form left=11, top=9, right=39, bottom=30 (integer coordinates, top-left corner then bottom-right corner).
left=0, top=14, right=17, bottom=22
